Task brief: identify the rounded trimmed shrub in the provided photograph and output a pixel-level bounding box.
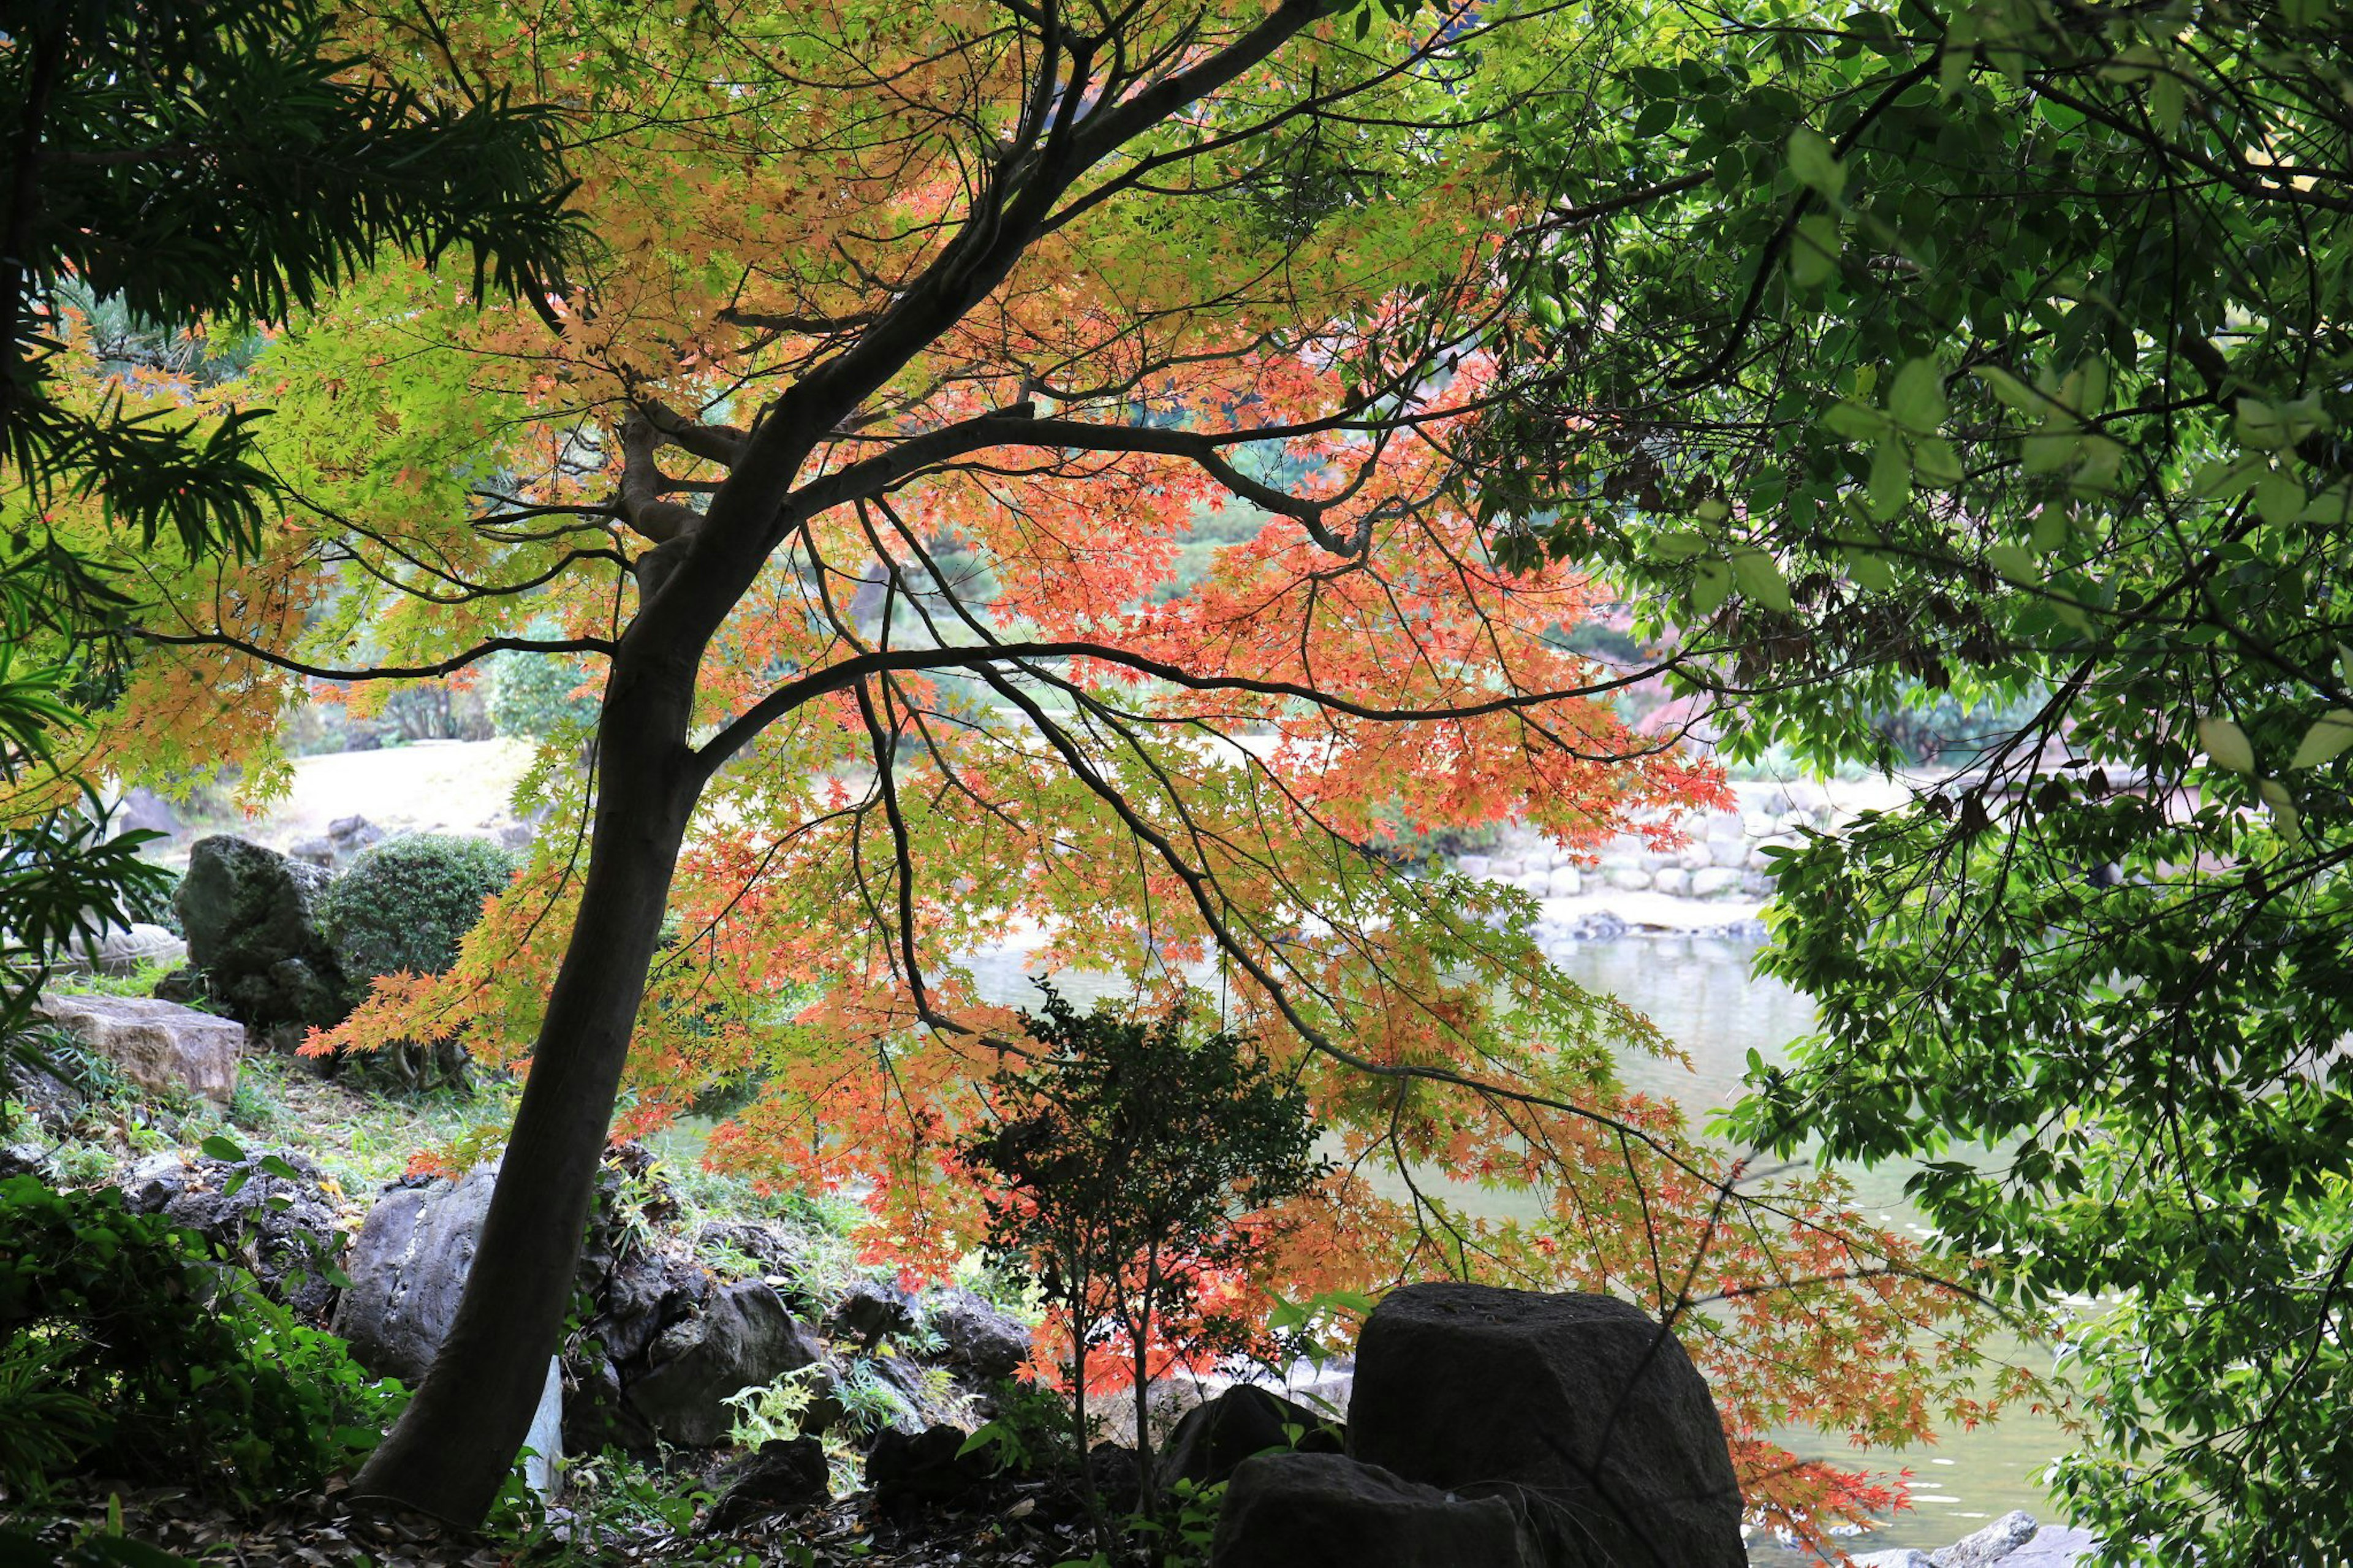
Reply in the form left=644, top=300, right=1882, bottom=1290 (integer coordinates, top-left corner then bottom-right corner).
left=316, top=833, right=515, bottom=992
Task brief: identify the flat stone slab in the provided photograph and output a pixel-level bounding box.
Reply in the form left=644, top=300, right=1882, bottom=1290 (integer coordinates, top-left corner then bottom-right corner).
left=35, top=991, right=243, bottom=1102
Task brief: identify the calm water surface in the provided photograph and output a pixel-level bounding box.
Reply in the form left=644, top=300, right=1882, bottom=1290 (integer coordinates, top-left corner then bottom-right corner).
left=961, top=934, right=2078, bottom=1561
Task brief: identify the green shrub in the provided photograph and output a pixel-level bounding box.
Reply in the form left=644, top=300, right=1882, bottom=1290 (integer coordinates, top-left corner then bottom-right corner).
left=961, top=990, right=1325, bottom=1552
left=0, top=1175, right=404, bottom=1502
left=317, top=834, right=515, bottom=993
left=485, top=648, right=600, bottom=743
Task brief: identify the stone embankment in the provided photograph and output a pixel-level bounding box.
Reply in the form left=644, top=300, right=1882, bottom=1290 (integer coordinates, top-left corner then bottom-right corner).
left=1449, top=777, right=1910, bottom=941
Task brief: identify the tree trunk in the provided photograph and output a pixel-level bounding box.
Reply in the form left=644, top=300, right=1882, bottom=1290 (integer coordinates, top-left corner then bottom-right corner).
left=352, top=651, right=699, bottom=1524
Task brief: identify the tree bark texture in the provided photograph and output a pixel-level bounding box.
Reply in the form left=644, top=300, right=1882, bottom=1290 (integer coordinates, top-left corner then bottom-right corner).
left=351, top=646, right=700, bottom=1522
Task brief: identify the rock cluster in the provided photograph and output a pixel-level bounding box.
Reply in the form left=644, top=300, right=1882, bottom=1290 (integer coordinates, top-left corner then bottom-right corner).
left=1210, top=1283, right=1744, bottom=1568
left=324, top=1147, right=1033, bottom=1469
left=1446, top=781, right=1866, bottom=909
left=287, top=814, right=385, bottom=869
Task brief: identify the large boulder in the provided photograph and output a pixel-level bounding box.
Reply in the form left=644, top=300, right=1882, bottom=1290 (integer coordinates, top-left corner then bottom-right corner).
left=175, top=836, right=346, bottom=1029
left=1209, top=1453, right=1540, bottom=1568
left=118, top=1145, right=346, bottom=1319
left=35, top=992, right=243, bottom=1103
left=626, top=1280, right=825, bottom=1446
left=332, top=1162, right=501, bottom=1381
left=828, top=1277, right=917, bottom=1347
left=2000, top=1527, right=2096, bottom=1567
left=695, top=1216, right=808, bottom=1281
left=592, top=1249, right=711, bottom=1364
left=1162, top=1385, right=1343, bottom=1490
left=1348, top=1284, right=1744, bottom=1568
left=563, top=1355, right=654, bottom=1455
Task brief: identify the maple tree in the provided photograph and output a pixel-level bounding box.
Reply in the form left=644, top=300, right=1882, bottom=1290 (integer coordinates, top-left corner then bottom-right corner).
left=961, top=989, right=1327, bottom=1550
left=29, top=0, right=2034, bottom=1531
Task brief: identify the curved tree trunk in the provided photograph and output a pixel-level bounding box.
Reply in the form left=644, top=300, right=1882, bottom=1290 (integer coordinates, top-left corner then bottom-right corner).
left=352, top=652, right=700, bottom=1523
left=343, top=9, right=1334, bottom=1521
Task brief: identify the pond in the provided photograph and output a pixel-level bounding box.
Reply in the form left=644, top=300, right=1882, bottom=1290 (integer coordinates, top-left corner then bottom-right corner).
left=961, top=932, right=2077, bottom=1562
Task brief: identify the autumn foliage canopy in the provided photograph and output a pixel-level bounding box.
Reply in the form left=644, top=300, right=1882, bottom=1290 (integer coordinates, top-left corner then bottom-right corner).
left=17, top=0, right=2031, bottom=1536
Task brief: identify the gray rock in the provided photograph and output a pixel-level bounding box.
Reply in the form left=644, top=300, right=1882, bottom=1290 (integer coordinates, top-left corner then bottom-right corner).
left=328, top=815, right=384, bottom=852
left=1349, top=1283, right=1744, bottom=1568
left=1999, top=1526, right=2097, bottom=1567
left=34, top=991, right=243, bottom=1102
left=594, top=1250, right=709, bottom=1363
left=1162, top=1385, right=1343, bottom=1490
left=114, top=787, right=183, bottom=841
left=0, top=1045, right=81, bottom=1135
left=1210, top=1452, right=1539, bottom=1568
left=0, top=1142, right=54, bottom=1181
left=175, top=836, right=347, bottom=1029
left=1688, top=867, right=1743, bottom=899
left=563, top=1356, right=653, bottom=1455
left=121, top=1150, right=191, bottom=1209
left=1852, top=1551, right=1936, bottom=1568
left=288, top=837, right=337, bottom=868
left=695, top=1216, right=807, bottom=1280
left=1933, top=1510, right=2042, bottom=1568
left=151, top=966, right=205, bottom=1005
left=332, top=1163, right=502, bottom=1381
left=929, top=1289, right=1032, bottom=1381
left=710, top=1435, right=829, bottom=1528
left=868, top=1423, right=999, bottom=1507
left=627, top=1281, right=824, bottom=1446
left=119, top=1145, right=345, bottom=1318
left=521, top=1355, right=563, bottom=1499
left=828, top=1277, right=917, bottom=1347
